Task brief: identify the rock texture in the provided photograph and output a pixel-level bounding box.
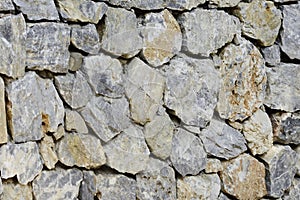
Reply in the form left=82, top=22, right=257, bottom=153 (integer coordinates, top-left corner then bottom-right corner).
left=262, top=45, right=281, bottom=66
left=0, top=0, right=14, bottom=11
left=1, top=180, right=33, bottom=200
left=39, top=135, right=58, bottom=169
left=208, top=0, right=241, bottom=7
left=79, top=171, right=97, bottom=200
left=65, top=110, right=88, bottom=134
left=0, top=77, right=7, bottom=144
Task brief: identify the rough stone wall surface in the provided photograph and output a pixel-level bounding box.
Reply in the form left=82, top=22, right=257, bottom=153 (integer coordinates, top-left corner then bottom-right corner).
left=0, top=0, right=299, bottom=199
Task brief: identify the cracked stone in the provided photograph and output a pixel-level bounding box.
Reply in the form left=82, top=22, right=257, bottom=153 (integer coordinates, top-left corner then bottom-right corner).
left=0, top=180, right=32, bottom=200
left=39, top=135, right=58, bottom=170
left=65, top=109, right=88, bottom=134
left=0, top=0, right=14, bottom=11
left=283, top=178, right=300, bottom=200
left=261, top=45, right=281, bottom=66
left=79, top=171, right=97, bottom=200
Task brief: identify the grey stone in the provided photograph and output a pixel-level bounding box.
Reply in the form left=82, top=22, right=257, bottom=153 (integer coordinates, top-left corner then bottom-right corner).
left=0, top=14, right=26, bottom=78
left=0, top=77, right=7, bottom=144
left=1, top=180, right=33, bottom=200
left=79, top=171, right=97, bottom=200
left=101, top=7, right=143, bottom=58
left=208, top=0, right=241, bottom=7
left=7, top=72, right=64, bottom=142
left=56, top=132, right=106, bottom=169
left=280, top=4, right=300, bottom=60
left=39, top=135, right=58, bottom=169
left=262, top=45, right=281, bottom=66
left=65, top=110, right=88, bottom=134
left=71, top=24, right=100, bottom=54
left=264, top=63, right=300, bottom=112
left=170, top=128, right=207, bottom=176
left=177, top=173, right=221, bottom=200
left=205, top=158, right=223, bottom=174
left=178, top=9, right=240, bottom=56
left=69, top=52, right=83, bottom=72
left=57, top=0, right=107, bottom=23
left=33, top=168, right=83, bottom=200
left=13, top=0, right=59, bottom=20
left=296, top=146, right=300, bottom=176
left=53, top=124, right=65, bottom=141
left=103, top=124, right=150, bottom=174
left=260, top=145, right=297, bottom=198
left=283, top=178, right=300, bottom=200
left=200, top=118, right=247, bottom=160
left=0, top=179, right=2, bottom=195
left=54, top=71, right=93, bottom=109
left=163, top=55, right=220, bottom=127
left=81, top=96, right=131, bottom=142
left=0, top=0, right=14, bottom=11
left=0, top=142, right=43, bottom=185
left=81, top=54, right=124, bottom=98
left=26, top=22, right=70, bottom=73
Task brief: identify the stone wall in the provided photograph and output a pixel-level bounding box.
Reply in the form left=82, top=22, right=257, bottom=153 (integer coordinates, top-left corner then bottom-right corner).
left=0, top=0, right=299, bottom=199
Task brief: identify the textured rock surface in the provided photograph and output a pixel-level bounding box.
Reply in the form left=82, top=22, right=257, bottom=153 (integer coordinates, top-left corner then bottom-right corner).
left=220, top=154, right=267, bottom=199
left=208, top=0, right=241, bottom=7
left=39, top=135, right=58, bottom=169
left=262, top=45, right=281, bottom=66
left=79, top=171, right=97, bottom=200
left=65, top=110, right=88, bottom=134
left=205, top=158, right=223, bottom=173
left=68, top=52, right=83, bottom=72
left=296, top=146, right=300, bottom=176
left=0, top=77, right=7, bottom=144
left=1, top=180, right=33, bottom=200
left=283, top=178, right=300, bottom=200
left=0, top=0, right=14, bottom=11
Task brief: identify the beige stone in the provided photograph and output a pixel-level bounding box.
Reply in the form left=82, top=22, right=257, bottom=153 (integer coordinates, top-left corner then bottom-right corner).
left=205, top=158, right=223, bottom=173
left=0, top=77, right=7, bottom=144
left=39, top=135, right=58, bottom=169
left=65, top=109, right=88, bottom=134
left=1, top=180, right=32, bottom=200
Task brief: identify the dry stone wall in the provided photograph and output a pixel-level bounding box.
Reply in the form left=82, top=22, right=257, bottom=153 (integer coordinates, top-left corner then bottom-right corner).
left=0, top=0, right=299, bottom=199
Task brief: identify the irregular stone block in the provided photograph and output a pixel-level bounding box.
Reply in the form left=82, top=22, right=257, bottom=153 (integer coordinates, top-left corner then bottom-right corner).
left=296, top=146, right=300, bottom=176
left=7, top=72, right=64, bottom=142
left=0, top=77, right=7, bottom=144
left=53, top=124, right=65, bottom=141
left=33, top=168, right=83, bottom=200
left=170, top=128, right=207, bottom=176
left=69, top=52, right=83, bottom=72
left=0, top=142, right=43, bottom=185
left=283, top=178, right=300, bottom=200
left=205, top=158, right=223, bottom=174
left=220, top=154, right=267, bottom=200
left=0, top=0, right=14, bottom=11
left=79, top=171, right=97, bottom=200
left=208, top=0, right=241, bottom=7
left=65, top=109, right=88, bottom=134
left=261, top=45, right=281, bottom=66
left=1, top=180, right=32, bottom=200
left=26, top=22, right=70, bottom=73
left=39, top=135, right=58, bottom=169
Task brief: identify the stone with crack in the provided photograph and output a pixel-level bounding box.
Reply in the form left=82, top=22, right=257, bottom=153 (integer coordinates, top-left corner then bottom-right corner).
left=39, top=135, right=58, bottom=169
left=65, top=109, right=88, bottom=134
left=0, top=0, right=14, bottom=11
left=0, top=180, right=33, bottom=200
left=282, top=178, right=300, bottom=200
left=79, top=171, right=97, bottom=200
left=261, top=44, right=281, bottom=66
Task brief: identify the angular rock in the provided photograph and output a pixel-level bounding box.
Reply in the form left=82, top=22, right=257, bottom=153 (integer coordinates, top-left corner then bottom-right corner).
left=0, top=14, right=26, bottom=78
left=39, top=135, right=58, bottom=169
left=56, top=0, right=107, bottom=23
left=13, top=0, right=59, bottom=20
left=71, top=24, right=100, bottom=54
left=233, top=0, right=282, bottom=46
left=260, top=145, right=297, bottom=198
left=81, top=96, right=130, bottom=142
left=205, top=158, right=223, bottom=174
left=141, top=9, right=182, bottom=67
left=33, top=168, right=83, bottom=200
left=101, top=7, right=143, bottom=58
left=69, top=52, right=83, bottom=72
left=177, top=173, right=221, bottom=200
left=0, top=77, right=7, bottom=144
left=208, top=0, right=241, bottom=8
left=283, top=178, right=300, bottom=200
left=1, top=180, right=33, bottom=200
left=7, top=72, right=64, bottom=142
left=65, top=110, right=88, bottom=134
left=81, top=54, right=124, bottom=98
left=200, top=118, right=247, bottom=160
left=170, top=128, right=207, bottom=176
left=163, top=55, right=220, bottom=127
left=264, top=63, right=300, bottom=112
left=26, top=23, right=70, bottom=73
left=178, top=9, right=240, bottom=56
left=0, top=142, right=43, bottom=185
left=56, top=132, right=106, bottom=169
left=217, top=37, right=267, bottom=121
left=296, top=146, right=300, bottom=176
left=220, top=154, right=267, bottom=200
left=280, top=4, right=300, bottom=60
left=125, top=58, right=165, bottom=125
left=103, top=124, right=150, bottom=174
left=262, top=45, right=281, bottom=66
left=136, top=158, right=176, bottom=200
left=53, top=124, right=65, bottom=141
left=0, top=0, right=14, bottom=11
left=54, top=71, right=93, bottom=109
left=79, top=171, right=97, bottom=200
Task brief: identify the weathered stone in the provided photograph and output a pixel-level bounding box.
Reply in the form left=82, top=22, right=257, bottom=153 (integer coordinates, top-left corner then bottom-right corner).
left=56, top=132, right=106, bottom=169
left=262, top=45, right=281, bottom=66
left=53, top=124, right=65, bottom=141
left=233, top=0, right=282, bottom=46
left=280, top=4, right=300, bottom=60
left=26, top=23, right=70, bottom=73
left=79, top=171, right=97, bottom=200
left=296, top=146, right=300, bottom=176
left=283, top=178, right=300, bottom=200
left=264, top=63, right=300, bottom=112
left=220, top=154, right=267, bottom=200
left=137, top=158, right=176, bottom=200
left=177, top=173, right=221, bottom=200
left=0, top=142, right=43, bottom=185
left=205, top=158, right=223, bottom=173
left=0, top=14, right=26, bottom=78
left=208, top=0, right=241, bottom=8
left=56, top=0, right=107, bottom=23
left=0, top=179, right=2, bottom=195
left=125, top=58, right=165, bottom=125
left=65, top=110, right=88, bottom=134
left=260, top=145, right=297, bottom=198
left=178, top=9, right=240, bottom=56
left=141, top=9, right=182, bottom=67
left=81, top=96, right=130, bottom=142
left=200, top=118, right=247, bottom=160
left=0, top=0, right=14, bottom=11
left=103, top=124, right=150, bottom=174
left=101, top=7, right=143, bottom=58
left=81, top=54, right=124, bottom=98
left=1, top=180, right=32, bottom=200
left=0, top=77, right=7, bottom=144
left=55, top=71, right=93, bottom=109
left=7, top=72, right=64, bottom=142
left=71, top=24, right=100, bottom=54
left=144, top=108, right=174, bottom=159
left=69, top=52, right=83, bottom=72
left=171, top=128, right=207, bottom=176
left=39, top=135, right=58, bottom=169
left=217, top=37, right=267, bottom=121
left=33, top=168, right=83, bottom=200
left=218, top=192, right=231, bottom=200
left=96, top=172, right=137, bottom=200
left=163, top=55, right=220, bottom=127
left=13, top=0, right=59, bottom=20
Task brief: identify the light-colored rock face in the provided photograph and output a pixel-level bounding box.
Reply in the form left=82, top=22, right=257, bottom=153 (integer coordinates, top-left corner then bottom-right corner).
left=178, top=9, right=240, bottom=56
left=79, top=171, right=97, bottom=200
left=7, top=72, right=64, bottom=142
left=0, top=77, right=7, bottom=144
left=65, top=110, right=88, bottom=134
left=295, top=146, right=300, bottom=176
left=217, top=37, right=267, bottom=122
left=262, top=45, right=281, bottom=66
left=53, top=124, right=65, bottom=141
left=141, top=9, right=182, bottom=67
left=233, top=0, right=282, bottom=46
left=1, top=180, right=33, bottom=200
left=33, top=168, right=83, bottom=200
left=39, top=135, right=58, bottom=169
left=0, top=14, right=26, bottom=78
left=205, top=158, right=223, bottom=174
left=68, top=52, right=83, bottom=72
left=177, top=173, right=221, bottom=200
left=283, top=178, right=300, bottom=200
left=0, top=0, right=14, bottom=11
left=208, top=0, right=241, bottom=7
